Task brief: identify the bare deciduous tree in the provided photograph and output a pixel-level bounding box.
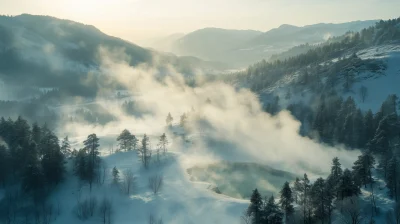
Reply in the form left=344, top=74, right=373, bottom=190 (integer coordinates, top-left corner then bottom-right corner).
left=148, top=175, right=163, bottom=195
left=240, top=210, right=251, bottom=224
left=74, top=197, right=97, bottom=221
left=123, top=169, right=136, bottom=195
left=359, top=86, right=368, bottom=103
left=99, top=197, right=113, bottom=224
left=340, top=196, right=363, bottom=224
left=149, top=214, right=163, bottom=224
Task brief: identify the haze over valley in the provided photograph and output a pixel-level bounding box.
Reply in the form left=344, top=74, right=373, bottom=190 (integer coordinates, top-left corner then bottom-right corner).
left=0, top=1, right=400, bottom=224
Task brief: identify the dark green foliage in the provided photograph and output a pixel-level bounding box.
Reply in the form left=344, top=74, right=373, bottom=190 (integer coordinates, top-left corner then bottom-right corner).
left=40, top=129, right=65, bottom=186
left=61, top=136, right=71, bottom=157
left=0, top=144, right=10, bottom=186
left=0, top=116, right=65, bottom=202
left=139, top=134, right=151, bottom=168
left=262, top=195, right=283, bottom=224
left=117, top=129, right=136, bottom=152
left=83, top=133, right=100, bottom=191
left=352, top=150, right=375, bottom=188
left=338, top=169, right=360, bottom=199
left=279, top=182, right=294, bottom=221
left=247, top=189, right=263, bottom=224
left=112, top=166, right=120, bottom=185
left=387, top=156, right=399, bottom=201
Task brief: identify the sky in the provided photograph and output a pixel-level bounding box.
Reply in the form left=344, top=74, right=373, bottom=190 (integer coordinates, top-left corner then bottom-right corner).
left=0, top=0, right=399, bottom=44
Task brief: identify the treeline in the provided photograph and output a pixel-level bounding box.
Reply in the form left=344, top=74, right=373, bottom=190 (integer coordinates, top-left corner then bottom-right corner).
left=245, top=153, right=399, bottom=224
left=0, top=116, right=65, bottom=223
left=231, top=17, right=399, bottom=92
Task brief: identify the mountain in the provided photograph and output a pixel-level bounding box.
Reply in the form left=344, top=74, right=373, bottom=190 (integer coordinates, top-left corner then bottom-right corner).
left=248, top=20, right=378, bottom=47
left=139, top=33, right=185, bottom=52
left=163, top=21, right=378, bottom=68
left=228, top=17, right=400, bottom=120
left=170, top=28, right=262, bottom=61
left=0, top=14, right=227, bottom=97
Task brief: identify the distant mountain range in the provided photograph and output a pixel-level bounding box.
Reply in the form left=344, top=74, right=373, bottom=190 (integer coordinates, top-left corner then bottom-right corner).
left=152, top=20, right=378, bottom=67
left=0, top=14, right=228, bottom=96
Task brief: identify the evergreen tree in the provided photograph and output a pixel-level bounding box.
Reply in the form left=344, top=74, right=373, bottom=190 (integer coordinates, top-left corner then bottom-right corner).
left=41, top=130, right=65, bottom=186
left=112, top=166, right=120, bottom=185
left=323, top=176, right=335, bottom=224
left=330, top=157, right=343, bottom=181
left=300, top=174, right=312, bottom=223
left=180, top=113, right=187, bottom=127
left=364, top=109, right=375, bottom=143
left=311, top=178, right=327, bottom=223
left=166, top=113, right=173, bottom=126
left=293, top=177, right=302, bottom=204
left=83, top=133, right=100, bottom=191
left=139, top=134, right=151, bottom=168
left=247, top=189, right=263, bottom=224
left=338, top=169, right=360, bottom=199
left=117, top=129, right=135, bottom=152
left=387, top=156, right=399, bottom=201
left=279, top=182, right=294, bottom=222
left=263, top=195, right=283, bottom=224
left=74, top=148, right=88, bottom=182
left=21, top=143, right=45, bottom=204
left=157, top=133, right=169, bottom=155
left=60, top=136, right=71, bottom=157
left=328, top=157, right=343, bottom=199
left=352, top=150, right=375, bottom=188
left=31, top=122, right=41, bottom=145
left=0, top=144, right=10, bottom=186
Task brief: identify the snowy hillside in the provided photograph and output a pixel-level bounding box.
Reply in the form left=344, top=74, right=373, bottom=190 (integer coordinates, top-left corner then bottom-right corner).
left=262, top=44, right=400, bottom=113
left=51, top=147, right=248, bottom=224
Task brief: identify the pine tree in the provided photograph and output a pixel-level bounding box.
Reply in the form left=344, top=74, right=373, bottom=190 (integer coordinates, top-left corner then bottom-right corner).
left=112, top=166, right=120, bottom=185
left=41, top=130, right=65, bottom=186
left=338, top=169, right=360, bottom=199
left=311, top=178, right=327, bottom=223
left=279, top=182, right=294, bottom=222
left=83, top=133, right=100, bottom=191
left=139, top=134, right=151, bottom=168
left=263, top=195, right=283, bottom=224
left=21, top=143, right=45, bottom=204
left=300, top=174, right=312, bottom=224
left=293, top=177, right=302, bottom=204
left=364, top=110, right=375, bottom=143
left=31, top=122, right=41, bottom=145
left=387, top=156, right=399, bottom=201
left=180, top=113, right=187, bottom=127
left=0, top=144, right=10, bottom=186
left=323, top=176, right=335, bottom=224
left=60, top=136, right=71, bottom=157
left=166, top=113, right=173, bottom=126
left=352, top=150, right=375, bottom=188
left=74, top=148, right=88, bottom=182
left=330, top=157, right=343, bottom=181
left=247, top=189, right=263, bottom=224
left=117, top=129, right=135, bottom=152
left=158, top=133, right=169, bottom=155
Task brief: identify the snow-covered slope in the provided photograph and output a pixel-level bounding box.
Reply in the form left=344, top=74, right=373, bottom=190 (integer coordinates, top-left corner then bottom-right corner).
left=260, top=44, right=400, bottom=113
left=51, top=132, right=248, bottom=224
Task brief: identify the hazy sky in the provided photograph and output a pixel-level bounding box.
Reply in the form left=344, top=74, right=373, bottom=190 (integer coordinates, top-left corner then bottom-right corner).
left=0, top=0, right=399, bottom=43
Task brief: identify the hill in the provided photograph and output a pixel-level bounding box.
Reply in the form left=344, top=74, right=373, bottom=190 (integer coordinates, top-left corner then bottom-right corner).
left=0, top=14, right=227, bottom=97
left=163, top=21, right=377, bottom=67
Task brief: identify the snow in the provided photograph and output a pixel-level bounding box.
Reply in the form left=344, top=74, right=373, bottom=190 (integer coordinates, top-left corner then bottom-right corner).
left=345, top=45, right=400, bottom=112
left=50, top=131, right=248, bottom=224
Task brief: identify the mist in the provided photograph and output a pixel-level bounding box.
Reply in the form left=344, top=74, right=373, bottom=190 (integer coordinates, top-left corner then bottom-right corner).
left=58, top=46, right=360, bottom=179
